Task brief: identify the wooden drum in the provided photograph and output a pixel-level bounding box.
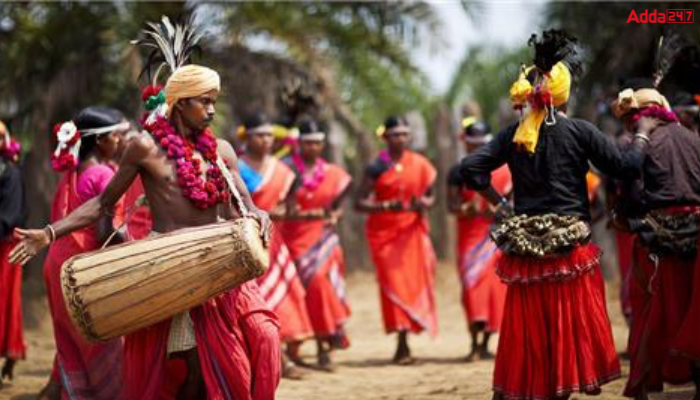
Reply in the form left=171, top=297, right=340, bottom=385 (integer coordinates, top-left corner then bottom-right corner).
left=60, top=219, right=268, bottom=342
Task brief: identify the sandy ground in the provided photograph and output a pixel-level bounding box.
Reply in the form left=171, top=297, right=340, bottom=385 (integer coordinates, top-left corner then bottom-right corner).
left=2, top=264, right=696, bottom=400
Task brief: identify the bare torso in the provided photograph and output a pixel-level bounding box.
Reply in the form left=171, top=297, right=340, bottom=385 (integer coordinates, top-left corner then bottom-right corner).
left=107, top=132, right=240, bottom=234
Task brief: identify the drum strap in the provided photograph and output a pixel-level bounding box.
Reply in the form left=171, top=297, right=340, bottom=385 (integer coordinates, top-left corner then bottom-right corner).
left=216, top=156, right=250, bottom=217
left=102, top=157, right=251, bottom=249
left=100, top=195, right=145, bottom=249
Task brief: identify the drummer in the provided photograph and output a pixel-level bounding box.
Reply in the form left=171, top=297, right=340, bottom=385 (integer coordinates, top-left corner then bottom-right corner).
left=10, top=67, right=279, bottom=399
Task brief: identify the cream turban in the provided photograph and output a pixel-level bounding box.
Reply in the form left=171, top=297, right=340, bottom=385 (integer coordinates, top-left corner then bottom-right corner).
left=612, top=88, right=670, bottom=118
left=164, top=65, right=221, bottom=116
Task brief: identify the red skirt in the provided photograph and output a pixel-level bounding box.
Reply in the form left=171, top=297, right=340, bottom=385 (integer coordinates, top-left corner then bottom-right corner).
left=493, top=243, right=621, bottom=399
left=615, top=231, right=634, bottom=322
left=673, top=236, right=700, bottom=360
left=625, top=240, right=694, bottom=396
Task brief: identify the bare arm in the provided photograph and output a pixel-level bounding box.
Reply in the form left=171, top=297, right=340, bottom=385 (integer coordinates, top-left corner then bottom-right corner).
left=411, top=184, right=435, bottom=212
left=268, top=178, right=297, bottom=221
left=53, top=137, right=145, bottom=238
left=447, top=185, right=466, bottom=214
left=9, top=135, right=147, bottom=265
left=354, top=172, right=402, bottom=213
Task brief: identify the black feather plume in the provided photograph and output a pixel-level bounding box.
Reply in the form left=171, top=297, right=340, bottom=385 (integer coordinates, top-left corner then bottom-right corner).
left=653, top=32, right=688, bottom=88
left=528, top=29, right=580, bottom=76
left=132, top=16, right=205, bottom=85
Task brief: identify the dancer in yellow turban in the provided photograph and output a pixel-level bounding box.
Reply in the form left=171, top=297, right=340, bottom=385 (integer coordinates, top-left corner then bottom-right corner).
left=457, top=30, right=653, bottom=400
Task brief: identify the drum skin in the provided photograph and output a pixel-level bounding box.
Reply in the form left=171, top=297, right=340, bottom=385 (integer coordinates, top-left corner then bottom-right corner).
left=61, top=219, right=268, bottom=342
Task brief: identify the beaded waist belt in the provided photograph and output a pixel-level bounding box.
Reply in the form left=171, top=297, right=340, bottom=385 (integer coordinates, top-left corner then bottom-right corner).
left=629, top=208, right=700, bottom=257
left=490, top=214, right=591, bottom=258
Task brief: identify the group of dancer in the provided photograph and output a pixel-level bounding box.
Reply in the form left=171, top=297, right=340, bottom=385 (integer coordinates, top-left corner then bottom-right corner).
left=2, top=22, right=700, bottom=400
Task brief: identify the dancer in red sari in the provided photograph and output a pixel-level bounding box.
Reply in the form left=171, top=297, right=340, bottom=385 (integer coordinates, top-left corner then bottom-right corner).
left=279, top=119, right=352, bottom=371
left=612, top=83, right=700, bottom=400
left=237, top=114, right=313, bottom=380
left=356, top=116, right=437, bottom=365
left=458, top=30, right=650, bottom=400
left=0, top=121, right=26, bottom=388
left=447, top=118, right=509, bottom=361
left=38, top=107, right=131, bottom=400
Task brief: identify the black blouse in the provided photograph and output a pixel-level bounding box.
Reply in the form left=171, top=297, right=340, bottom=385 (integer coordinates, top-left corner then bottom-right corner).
left=458, top=116, right=644, bottom=220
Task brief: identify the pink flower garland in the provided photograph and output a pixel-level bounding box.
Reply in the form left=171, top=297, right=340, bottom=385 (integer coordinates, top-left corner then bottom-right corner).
left=631, top=105, right=679, bottom=123
left=292, top=152, right=326, bottom=191
left=145, top=116, right=229, bottom=209
left=378, top=149, right=392, bottom=164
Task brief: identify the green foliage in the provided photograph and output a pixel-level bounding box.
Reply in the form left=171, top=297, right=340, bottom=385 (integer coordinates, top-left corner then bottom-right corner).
left=545, top=2, right=700, bottom=107
left=445, top=45, right=529, bottom=129
left=218, top=2, right=439, bottom=128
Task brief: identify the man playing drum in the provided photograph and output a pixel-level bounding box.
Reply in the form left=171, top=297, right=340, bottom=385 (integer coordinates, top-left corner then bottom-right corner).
left=9, top=64, right=279, bottom=399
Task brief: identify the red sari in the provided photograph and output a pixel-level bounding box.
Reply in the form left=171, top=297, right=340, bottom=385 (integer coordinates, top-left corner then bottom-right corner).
left=122, top=177, right=281, bottom=400
left=45, top=166, right=124, bottom=400
left=0, top=239, right=24, bottom=362
left=279, top=161, right=352, bottom=344
left=250, top=158, right=313, bottom=343
left=455, top=165, right=510, bottom=332
left=366, top=151, right=438, bottom=336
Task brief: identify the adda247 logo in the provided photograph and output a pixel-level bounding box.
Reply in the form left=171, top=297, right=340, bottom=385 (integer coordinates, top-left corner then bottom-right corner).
left=627, top=9, right=694, bottom=23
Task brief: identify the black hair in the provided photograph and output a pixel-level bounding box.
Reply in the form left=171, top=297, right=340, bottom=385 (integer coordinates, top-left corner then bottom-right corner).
left=383, top=115, right=409, bottom=130
left=671, top=91, right=696, bottom=107
left=243, top=113, right=270, bottom=130
left=464, top=120, right=491, bottom=137
left=298, top=119, right=322, bottom=135
left=73, top=106, right=124, bottom=162
left=619, top=77, right=655, bottom=91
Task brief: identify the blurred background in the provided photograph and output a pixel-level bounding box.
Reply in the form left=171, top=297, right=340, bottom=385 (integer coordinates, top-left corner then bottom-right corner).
left=2, top=1, right=700, bottom=324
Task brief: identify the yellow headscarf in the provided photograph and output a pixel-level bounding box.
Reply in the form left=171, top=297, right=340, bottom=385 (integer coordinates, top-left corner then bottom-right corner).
left=164, top=65, right=221, bottom=117
left=611, top=88, right=670, bottom=118
left=509, top=61, right=571, bottom=153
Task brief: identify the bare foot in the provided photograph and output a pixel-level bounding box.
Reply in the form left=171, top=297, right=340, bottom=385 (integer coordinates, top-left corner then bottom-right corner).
left=585, top=387, right=601, bottom=396
left=392, top=344, right=414, bottom=365
left=37, top=379, right=61, bottom=400
left=392, top=331, right=414, bottom=365
left=633, top=391, right=649, bottom=400
left=288, top=356, right=314, bottom=369
left=393, top=354, right=416, bottom=366
left=464, top=348, right=480, bottom=362
left=1, top=359, right=15, bottom=382
left=478, top=346, right=495, bottom=360
left=282, top=362, right=305, bottom=380
left=318, top=351, right=336, bottom=372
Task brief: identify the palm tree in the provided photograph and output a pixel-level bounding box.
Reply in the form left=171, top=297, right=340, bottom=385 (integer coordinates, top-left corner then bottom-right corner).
left=0, top=2, right=186, bottom=317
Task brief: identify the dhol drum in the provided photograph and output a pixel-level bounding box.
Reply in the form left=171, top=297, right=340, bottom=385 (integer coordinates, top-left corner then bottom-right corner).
left=61, top=218, right=268, bottom=342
